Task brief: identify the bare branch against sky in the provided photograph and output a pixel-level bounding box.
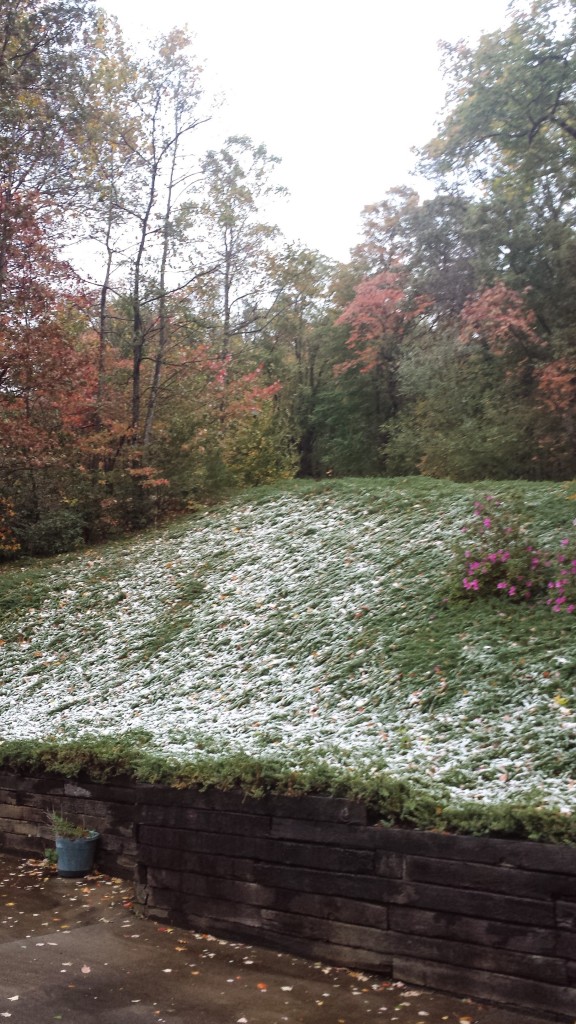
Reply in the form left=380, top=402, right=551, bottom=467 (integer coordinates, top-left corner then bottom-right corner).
left=100, top=0, right=512, bottom=261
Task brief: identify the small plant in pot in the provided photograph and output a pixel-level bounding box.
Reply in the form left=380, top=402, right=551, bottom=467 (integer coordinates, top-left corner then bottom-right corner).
left=46, top=811, right=99, bottom=878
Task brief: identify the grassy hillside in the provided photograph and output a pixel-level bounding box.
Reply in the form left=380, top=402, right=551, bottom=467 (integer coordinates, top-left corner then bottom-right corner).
left=1, top=478, right=575, bottom=840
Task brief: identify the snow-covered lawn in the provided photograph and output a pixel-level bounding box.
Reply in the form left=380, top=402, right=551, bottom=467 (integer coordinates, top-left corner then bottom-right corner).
left=1, top=479, right=575, bottom=815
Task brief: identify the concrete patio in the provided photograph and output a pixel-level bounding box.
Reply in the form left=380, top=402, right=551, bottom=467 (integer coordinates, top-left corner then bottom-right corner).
left=0, top=853, right=555, bottom=1024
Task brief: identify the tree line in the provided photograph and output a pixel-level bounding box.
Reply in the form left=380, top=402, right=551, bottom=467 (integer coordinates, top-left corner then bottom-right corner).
left=1, top=0, right=575, bottom=557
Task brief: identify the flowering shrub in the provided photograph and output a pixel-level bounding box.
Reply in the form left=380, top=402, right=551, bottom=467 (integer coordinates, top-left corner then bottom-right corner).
left=544, top=536, right=576, bottom=613
left=453, top=496, right=576, bottom=613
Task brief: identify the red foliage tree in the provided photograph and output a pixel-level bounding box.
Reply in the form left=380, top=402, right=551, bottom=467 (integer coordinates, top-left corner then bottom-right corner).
left=335, top=271, right=431, bottom=376
left=334, top=271, right=431, bottom=426
left=459, top=283, right=544, bottom=359
left=0, top=191, right=97, bottom=549
left=538, top=359, right=576, bottom=412
left=535, top=357, right=576, bottom=475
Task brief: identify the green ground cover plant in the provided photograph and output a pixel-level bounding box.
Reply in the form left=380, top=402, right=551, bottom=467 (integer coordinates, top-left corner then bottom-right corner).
left=0, top=478, right=574, bottom=841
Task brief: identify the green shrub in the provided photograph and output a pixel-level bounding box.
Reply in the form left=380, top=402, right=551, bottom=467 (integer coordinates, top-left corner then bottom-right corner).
left=15, top=509, right=84, bottom=557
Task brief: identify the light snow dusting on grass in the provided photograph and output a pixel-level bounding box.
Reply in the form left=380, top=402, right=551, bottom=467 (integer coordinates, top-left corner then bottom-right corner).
left=0, top=479, right=575, bottom=813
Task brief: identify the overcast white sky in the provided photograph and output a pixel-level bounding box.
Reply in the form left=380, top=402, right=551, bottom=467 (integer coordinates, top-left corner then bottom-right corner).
left=100, top=0, right=513, bottom=262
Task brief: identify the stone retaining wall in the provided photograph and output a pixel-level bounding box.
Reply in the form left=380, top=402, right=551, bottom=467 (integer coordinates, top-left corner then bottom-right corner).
left=0, top=771, right=574, bottom=1021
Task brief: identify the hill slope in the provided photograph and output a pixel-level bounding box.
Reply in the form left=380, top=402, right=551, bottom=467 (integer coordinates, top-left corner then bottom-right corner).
left=1, top=478, right=575, bottom=837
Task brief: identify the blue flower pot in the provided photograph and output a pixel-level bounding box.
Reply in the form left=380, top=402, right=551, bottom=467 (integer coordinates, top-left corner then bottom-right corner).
left=55, top=832, right=99, bottom=878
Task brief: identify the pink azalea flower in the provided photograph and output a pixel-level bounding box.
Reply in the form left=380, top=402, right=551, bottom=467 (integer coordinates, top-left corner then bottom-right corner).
left=463, top=577, right=479, bottom=591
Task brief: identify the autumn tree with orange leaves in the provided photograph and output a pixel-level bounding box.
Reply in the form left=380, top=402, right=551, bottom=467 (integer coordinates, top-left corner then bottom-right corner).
left=333, top=271, right=431, bottom=466
left=0, top=193, right=97, bottom=553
